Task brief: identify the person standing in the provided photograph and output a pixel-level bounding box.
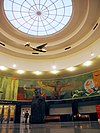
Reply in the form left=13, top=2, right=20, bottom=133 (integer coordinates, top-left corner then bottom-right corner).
left=24, top=111, right=29, bottom=123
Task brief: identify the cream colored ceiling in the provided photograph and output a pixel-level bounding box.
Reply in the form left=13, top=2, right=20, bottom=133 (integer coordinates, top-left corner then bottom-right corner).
left=0, top=0, right=100, bottom=79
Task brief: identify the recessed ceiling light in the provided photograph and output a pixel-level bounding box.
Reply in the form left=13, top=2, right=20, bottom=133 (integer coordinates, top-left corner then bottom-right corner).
left=13, top=64, right=16, bottom=68
left=67, top=67, right=75, bottom=71
left=83, top=61, right=92, bottom=66
left=91, top=52, right=94, bottom=56
left=17, top=70, right=25, bottom=74
left=52, top=65, right=56, bottom=70
left=0, top=66, right=7, bottom=70
left=33, top=71, right=42, bottom=75
left=50, top=70, right=59, bottom=74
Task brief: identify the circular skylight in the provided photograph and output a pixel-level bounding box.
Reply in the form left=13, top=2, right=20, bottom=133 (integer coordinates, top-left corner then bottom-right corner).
left=4, top=0, right=72, bottom=36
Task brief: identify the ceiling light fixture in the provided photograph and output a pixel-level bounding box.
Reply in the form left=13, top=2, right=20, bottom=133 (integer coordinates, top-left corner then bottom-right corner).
left=67, top=67, right=75, bottom=71
left=0, top=42, right=5, bottom=46
left=17, top=70, right=25, bottom=74
left=13, top=64, right=16, bottom=68
left=83, top=61, right=92, bottom=66
left=50, top=70, right=59, bottom=74
left=0, top=66, right=7, bottom=70
left=33, top=71, right=42, bottom=75
left=91, top=52, right=94, bottom=57
left=52, top=65, right=57, bottom=70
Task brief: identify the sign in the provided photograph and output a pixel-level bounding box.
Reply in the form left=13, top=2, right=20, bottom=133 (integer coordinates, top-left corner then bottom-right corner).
left=96, top=104, right=100, bottom=119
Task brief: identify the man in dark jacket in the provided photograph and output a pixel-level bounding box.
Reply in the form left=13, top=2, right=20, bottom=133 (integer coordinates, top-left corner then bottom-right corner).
left=24, top=111, right=29, bottom=123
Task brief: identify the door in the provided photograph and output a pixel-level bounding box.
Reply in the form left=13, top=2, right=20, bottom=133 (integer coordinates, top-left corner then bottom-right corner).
left=9, top=105, right=16, bottom=123
left=0, top=105, right=16, bottom=123
left=0, top=105, right=3, bottom=123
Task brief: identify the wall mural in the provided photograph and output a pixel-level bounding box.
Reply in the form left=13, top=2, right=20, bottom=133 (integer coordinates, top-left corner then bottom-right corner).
left=0, top=76, right=18, bottom=100
left=17, top=70, right=100, bottom=100
left=0, top=70, right=100, bottom=100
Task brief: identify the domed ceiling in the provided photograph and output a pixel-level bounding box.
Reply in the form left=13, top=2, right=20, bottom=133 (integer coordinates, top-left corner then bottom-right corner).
left=0, top=0, right=100, bottom=79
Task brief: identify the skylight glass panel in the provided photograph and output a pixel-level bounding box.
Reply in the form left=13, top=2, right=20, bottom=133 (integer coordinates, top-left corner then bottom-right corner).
left=10, top=20, right=21, bottom=28
left=4, top=0, right=72, bottom=36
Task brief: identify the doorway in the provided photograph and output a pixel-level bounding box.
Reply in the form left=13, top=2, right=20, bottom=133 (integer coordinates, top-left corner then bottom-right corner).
left=20, top=105, right=31, bottom=123
left=0, top=105, right=16, bottom=123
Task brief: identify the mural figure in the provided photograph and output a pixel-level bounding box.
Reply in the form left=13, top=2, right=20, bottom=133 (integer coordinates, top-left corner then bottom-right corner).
left=23, top=85, right=35, bottom=100
left=93, top=70, right=100, bottom=88
left=53, top=81, right=62, bottom=99
left=42, top=80, right=71, bottom=99
left=72, top=90, right=84, bottom=98
left=72, top=78, right=100, bottom=98
left=84, top=79, right=98, bottom=94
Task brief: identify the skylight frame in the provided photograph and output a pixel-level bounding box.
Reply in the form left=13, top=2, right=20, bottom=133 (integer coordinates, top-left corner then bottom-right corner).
left=4, top=0, right=72, bottom=36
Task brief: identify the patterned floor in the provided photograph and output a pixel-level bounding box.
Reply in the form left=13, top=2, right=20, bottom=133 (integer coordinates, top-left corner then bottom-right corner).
left=0, top=121, right=100, bottom=133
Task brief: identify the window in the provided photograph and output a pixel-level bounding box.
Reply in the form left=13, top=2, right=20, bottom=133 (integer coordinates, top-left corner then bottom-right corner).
left=4, top=0, right=72, bottom=36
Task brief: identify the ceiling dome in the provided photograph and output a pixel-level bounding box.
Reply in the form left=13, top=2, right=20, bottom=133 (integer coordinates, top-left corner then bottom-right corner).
left=4, top=0, right=72, bottom=36
left=0, top=0, right=100, bottom=79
